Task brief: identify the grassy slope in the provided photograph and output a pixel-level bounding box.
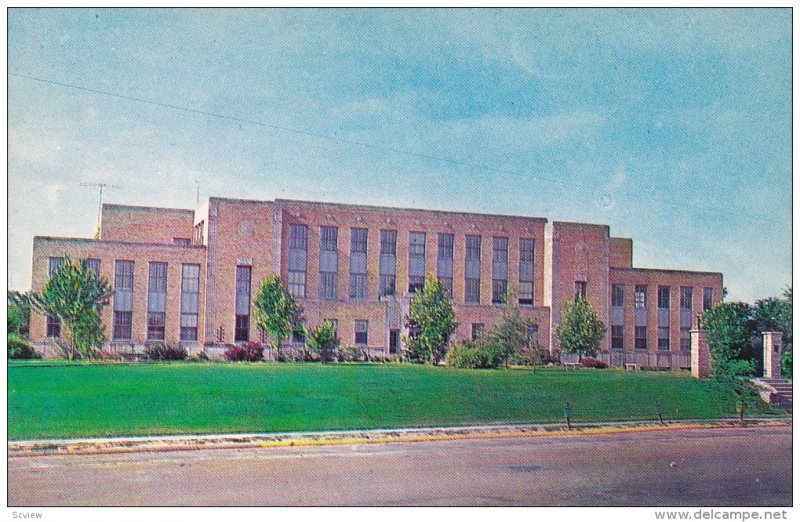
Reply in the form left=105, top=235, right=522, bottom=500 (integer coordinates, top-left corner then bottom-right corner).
left=8, top=362, right=782, bottom=440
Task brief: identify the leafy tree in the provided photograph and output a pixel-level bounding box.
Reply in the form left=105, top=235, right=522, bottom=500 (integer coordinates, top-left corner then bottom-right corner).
left=7, top=290, right=31, bottom=337
left=554, top=296, right=606, bottom=360
left=29, top=255, right=113, bottom=359
left=252, top=274, right=304, bottom=350
left=306, top=320, right=341, bottom=363
left=701, top=302, right=756, bottom=378
left=404, top=275, right=458, bottom=364
left=489, top=295, right=537, bottom=368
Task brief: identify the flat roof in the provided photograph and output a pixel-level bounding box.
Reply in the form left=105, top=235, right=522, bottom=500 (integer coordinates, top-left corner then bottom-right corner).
left=211, top=196, right=550, bottom=222
left=103, top=203, right=195, bottom=214
left=611, top=266, right=723, bottom=277
left=34, top=236, right=206, bottom=250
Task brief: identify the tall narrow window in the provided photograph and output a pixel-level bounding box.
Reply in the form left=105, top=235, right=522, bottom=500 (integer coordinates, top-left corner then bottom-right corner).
left=379, top=230, right=397, bottom=297
left=288, top=224, right=308, bottom=298
left=471, top=323, right=485, bottom=341
left=658, top=326, right=670, bottom=351
left=635, top=326, right=648, bottom=350
left=703, top=287, right=713, bottom=310
left=147, top=262, right=168, bottom=341
left=355, top=320, right=368, bottom=345
left=635, top=285, right=647, bottom=308
left=465, top=235, right=482, bottom=304
left=180, top=264, right=200, bottom=341
left=575, top=281, right=587, bottom=299
left=113, top=260, right=134, bottom=340
left=437, top=233, right=454, bottom=297
left=235, top=266, right=252, bottom=342
left=519, top=239, right=535, bottom=305
left=680, top=287, right=693, bottom=352
left=349, top=228, right=368, bottom=299
left=194, top=221, right=205, bottom=245
left=658, top=286, right=670, bottom=309
left=46, top=257, right=64, bottom=338
left=611, top=325, right=624, bottom=350
left=612, top=285, right=624, bottom=308
left=408, top=232, right=426, bottom=293
left=319, top=226, right=338, bottom=300
left=492, top=237, right=508, bottom=304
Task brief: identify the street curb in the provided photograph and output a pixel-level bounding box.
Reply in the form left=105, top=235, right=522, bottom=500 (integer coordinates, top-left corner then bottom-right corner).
left=8, top=418, right=791, bottom=458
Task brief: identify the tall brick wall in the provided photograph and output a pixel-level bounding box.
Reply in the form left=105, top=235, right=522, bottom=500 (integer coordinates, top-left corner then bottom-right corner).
left=100, top=204, right=196, bottom=245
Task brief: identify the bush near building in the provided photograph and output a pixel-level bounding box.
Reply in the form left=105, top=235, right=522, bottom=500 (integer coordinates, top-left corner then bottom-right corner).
left=7, top=333, right=40, bottom=360
left=554, top=296, right=607, bottom=360
left=224, top=342, right=265, bottom=362
left=144, top=342, right=188, bottom=361
left=404, top=276, right=458, bottom=364
left=306, top=321, right=341, bottom=363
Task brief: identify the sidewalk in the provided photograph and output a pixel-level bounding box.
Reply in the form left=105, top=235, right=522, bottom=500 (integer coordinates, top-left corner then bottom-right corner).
left=8, top=417, right=790, bottom=458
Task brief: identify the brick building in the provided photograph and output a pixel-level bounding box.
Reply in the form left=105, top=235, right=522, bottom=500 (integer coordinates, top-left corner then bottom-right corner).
left=29, top=197, right=723, bottom=367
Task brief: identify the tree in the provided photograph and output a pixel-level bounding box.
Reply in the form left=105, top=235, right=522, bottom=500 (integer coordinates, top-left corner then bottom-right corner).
left=554, top=296, right=606, bottom=360
left=489, top=295, right=536, bottom=368
left=701, top=302, right=756, bottom=379
left=29, top=255, right=113, bottom=359
left=8, top=290, right=31, bottom=337
left=252, top=274, right=304, bottom=351
left=404, top=275, right=458, bottom=364
left=306, top=320, right=341, bottom=363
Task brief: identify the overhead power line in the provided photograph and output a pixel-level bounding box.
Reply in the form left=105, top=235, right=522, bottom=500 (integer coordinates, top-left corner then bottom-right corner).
left=9, top=71, right=764, bottom=222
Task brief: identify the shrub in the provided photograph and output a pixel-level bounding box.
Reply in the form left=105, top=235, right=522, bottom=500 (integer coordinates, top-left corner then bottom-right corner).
left=579, top=357, right=608, bottom=369
left=337, top=346, right=368, bottom=362
left=224, top=342, right=265, bottom=362
left=8, top=333, right=40, bottom=359
left=782, top=348, right=792, bottom=379
left=445, top=340, right=503, bottom=369
left=306, top=321, right=340, bottom=363
left=188, top=350, right=210, bottom=362
left=144, top=342, right=187, bottom=361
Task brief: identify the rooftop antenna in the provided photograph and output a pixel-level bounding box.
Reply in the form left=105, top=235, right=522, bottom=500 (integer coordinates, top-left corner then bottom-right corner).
left=80, top=182, right=120, bottom=237
left=194, top=180, right=200, bottom=206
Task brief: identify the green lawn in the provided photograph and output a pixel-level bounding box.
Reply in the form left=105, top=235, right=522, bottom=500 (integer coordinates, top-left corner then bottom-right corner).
left=7, top=361, right=783, bottom=440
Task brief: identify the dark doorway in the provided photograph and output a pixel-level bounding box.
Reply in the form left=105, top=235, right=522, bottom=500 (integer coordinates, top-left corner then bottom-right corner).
left=389, top=329, right=400, bottom=354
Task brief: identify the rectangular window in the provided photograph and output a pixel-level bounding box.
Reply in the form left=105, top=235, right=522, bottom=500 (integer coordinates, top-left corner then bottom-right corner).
left=703, top=287, right=713, bottom=310
left=147, top=262, right=168, bottom=341
left=319, top=226, right=338, bottom=300
left=465, top=235, right=482, bottom=304
left=680, top=287, right=693, bottom=310
left=658, top=286, right=670, bottom=309
left=680, top=327, right=691, bottom=352
left=471, top=323, right=485, bottom=342
left=635, top=285, right=647, bottom=309
left=46, top=315, right=61, bottom=338
left=635, top=326, right=648, bottom=350
left=288, top=224, right=308, bottom=298
left=194, top=221, right=205, bottom=245
left=235, top=265, right=252, bottom=342
left=575, top=281, right=587, bottom=299
left=612, top=285, right=624, bottom=308
left=526, top=324, right=539, bottom=343
left=173, top=238, right=191, bottom=246
left=84, top=259, right=101, bottom=277
left=47, top=257, right=65, bottom=337
left=349, top=228, right=368, bottom=300
left=408, top=232, right=426, bottom=293
left=113, top=311, right=132, bottom=341
left=389, top=329, right=400, bottom=354
left=180, top=264, right=201, bottom=341
left=380, top=230, right=397, bottom=297
left=519, top=238, right=535, bottom=305
left=492, top=237, right=508, bottom=304
left=611, top=325, right=624, bottom=350
left=658, top=326, right=670, bottom=350
left=437, top=233, right=454, bottom=297
left=355, top=320, right=368, bottom=345
left=292, top=323, right=306, bottom=344
left=113, top=261, right=134, bottom=340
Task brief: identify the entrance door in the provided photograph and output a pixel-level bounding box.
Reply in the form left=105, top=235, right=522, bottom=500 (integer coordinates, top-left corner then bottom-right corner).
left=389, top=329, right=400, bottom=354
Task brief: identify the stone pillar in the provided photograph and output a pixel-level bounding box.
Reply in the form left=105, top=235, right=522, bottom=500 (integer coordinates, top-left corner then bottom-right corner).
left=762, top=331, right=783, bottom=379
left=691, top=328, right=710, bottom=378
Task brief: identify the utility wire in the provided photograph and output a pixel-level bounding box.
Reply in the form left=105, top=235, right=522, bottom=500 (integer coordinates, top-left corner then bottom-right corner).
left=8, top=71, right=769, bottom=222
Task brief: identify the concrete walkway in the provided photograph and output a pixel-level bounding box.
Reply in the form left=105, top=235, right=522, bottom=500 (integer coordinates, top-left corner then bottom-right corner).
left=8, top=417, right=790, bottom=458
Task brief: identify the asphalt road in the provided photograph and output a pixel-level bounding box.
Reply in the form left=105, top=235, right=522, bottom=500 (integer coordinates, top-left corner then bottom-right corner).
left=8, top=426, right=792, bottom=506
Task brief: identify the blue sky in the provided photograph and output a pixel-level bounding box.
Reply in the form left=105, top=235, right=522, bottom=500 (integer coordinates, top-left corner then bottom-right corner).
left=8, top=8, right=791, bottom=301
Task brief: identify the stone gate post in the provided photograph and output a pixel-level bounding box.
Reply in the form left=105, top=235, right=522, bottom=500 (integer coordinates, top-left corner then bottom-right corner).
left=762, top=331, right=783, bottom=379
